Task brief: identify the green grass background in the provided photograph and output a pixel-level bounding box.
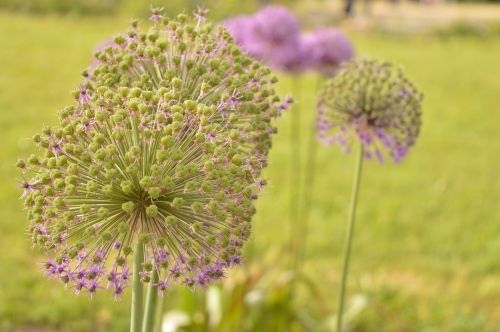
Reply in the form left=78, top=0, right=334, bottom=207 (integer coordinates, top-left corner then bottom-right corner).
left=0, top=11, right=499, bottom=332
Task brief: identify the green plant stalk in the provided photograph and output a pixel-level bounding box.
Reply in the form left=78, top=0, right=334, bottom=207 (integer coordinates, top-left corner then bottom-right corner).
left=293, top=75, right=323, bottom=271
left=293, top=123, right=318, bottom=269
left=142, top=270, right=159, bottom=332
left=131, top=241, right=144, bottom=332
left=337, top=143, right=364, bottom=332
left=154, top=294, right=165, bottom=332
left=283, top=76, right=302, bottom=330
left=289, top=76, right=301, bottom=253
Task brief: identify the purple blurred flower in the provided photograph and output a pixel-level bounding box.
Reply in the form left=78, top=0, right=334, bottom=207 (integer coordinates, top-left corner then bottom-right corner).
left=223, top=15, right=254, bottom=46
left=303, top=28, right=355, bottom=76
left=223, top=6, right=305, bottom=73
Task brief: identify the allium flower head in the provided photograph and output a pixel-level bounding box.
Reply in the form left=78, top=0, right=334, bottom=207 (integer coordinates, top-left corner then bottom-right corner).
left=251, top=5, right=300, bottom=47
left=223, top=6, right=303, bottom=72
left=303, top=28, right=355, bottom=77
left=222, top=15, right=254, bottom=46
left=317, top=58, right=423, bottom=162
left=18, top=10, right=286, bottom=298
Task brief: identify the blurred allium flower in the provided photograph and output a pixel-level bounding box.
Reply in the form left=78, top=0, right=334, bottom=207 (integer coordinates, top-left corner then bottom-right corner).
left=317, top=58, right=423, bottom=162
left=222, top=6, right=304, bottom=72
left=222, top=15, right=254, bottom=47
left=18, top=11, right=286, bottom=298
left=303, top=28, right=355, bottom=77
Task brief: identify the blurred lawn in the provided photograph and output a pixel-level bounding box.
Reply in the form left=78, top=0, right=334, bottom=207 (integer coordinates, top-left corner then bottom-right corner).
left=1, top=10, right=500, bottom=332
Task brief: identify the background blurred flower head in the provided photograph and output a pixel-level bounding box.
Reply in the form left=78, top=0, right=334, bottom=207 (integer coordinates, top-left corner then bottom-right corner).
left=222, top=5, right=303, bottom=72
left=304, top=28, right=355, bottom=77
left=18, top=10, right=285, bottom=298
left=317, top=58, right=423, bottom=162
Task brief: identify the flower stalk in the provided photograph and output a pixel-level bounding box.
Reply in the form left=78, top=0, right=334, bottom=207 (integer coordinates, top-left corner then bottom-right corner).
left=142, top=270, right=159, bottom=332
left=336, top=143, right=364, bottom=332
left=131, top=240, right=144, bottom=332
left=294, top=75, right=323, bottom=269
left=289, top=77, right=301, bottom=253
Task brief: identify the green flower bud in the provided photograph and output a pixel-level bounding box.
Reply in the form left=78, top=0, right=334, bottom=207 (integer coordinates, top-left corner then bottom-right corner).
left=97, top=207, right=109, bottom=218
left=165, top=216, right=177, bottom=226
left=121, top=181, right=133, bottom=194
left=146, top=204, right=158, bottom=217
left=171, top=197, right=184, bottom=209
left=121, top=201, right=135, bottom=214
left=148, top=187, right=161, bottom=199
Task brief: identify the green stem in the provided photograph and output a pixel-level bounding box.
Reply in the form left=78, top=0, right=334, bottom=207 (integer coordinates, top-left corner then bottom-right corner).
left=131, top=241, right=144, bottom=332
left=294, top=122, right=318, bottom=268
left=294, top=75, right=323, bottom=270
left=337, top=143, right=364, bottom=332
left=289, top=77, right=301, bottom=252
left=154, top=294, right=165, bottom=332
left=142, top=270, right=159, bottom=332
left=285, top=76, right=301, bottom=330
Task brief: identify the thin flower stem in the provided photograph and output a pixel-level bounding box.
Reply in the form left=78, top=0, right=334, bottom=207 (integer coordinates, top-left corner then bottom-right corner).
left=154, top=294, right=165, bottom=332
left=294, top=75, right=324, bottom=270
left=142, top=270, right=159, bottom=332
left=289, top=77, right=301, bottom=253
left=294, top=120, right=318, bottom=268
left=131, top=241, right=144, bottom=332
left=285, top=76, right=302, bottom=329
left=337, top=143, right=364, bottom=332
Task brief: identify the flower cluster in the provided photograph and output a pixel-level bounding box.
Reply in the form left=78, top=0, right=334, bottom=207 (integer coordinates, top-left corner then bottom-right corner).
left=224, top=6, right=302, bottom=72
left=317, top=58, right=423, bottom=162
left=302, top=28, right=355, bottom=77
left=222, top=5, right=354, bottom=75
left=18, top=10, right=286, bottom=298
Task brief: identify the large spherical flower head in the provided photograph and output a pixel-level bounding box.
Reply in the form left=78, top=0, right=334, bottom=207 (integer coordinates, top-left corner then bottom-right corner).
left=304, top=28, right=355, bottom=77
left=317, top=58, right=423, bottom=162
left=17, top=10, right=287, bottom=298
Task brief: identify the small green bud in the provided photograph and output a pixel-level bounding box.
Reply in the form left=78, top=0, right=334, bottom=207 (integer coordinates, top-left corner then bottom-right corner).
left=146, top=204, right=158, bottom=217
left=166, top=216, right=177, bottom=226
left=122, top=201, right=135, bottom=214
left=171, top=197, right=184, bottom=209
left=102, top=184, right=113, bottom=195
left=231, top=154, right=244, bottom=166
left=148, top=187, right=161, bottom=199
left=27, top=154, right=39, bottom=165
left=123, top=246, right=133, bottom=256
left=53, top=197, right=64, bottom=208
left=16, top=159, right=26, bottom=169
left=97, top=207, right=109, bottom=218
left=89, top=165, right=100, bottom=176
left=121, top=181, right=133, bottom=194
left=140, top=176, right=153, bottom=189
left=67, top=164, right=78, bottom=175
left=86, top=181, right=98, bottom=192
left=156, top=150, right=168, bottom=162
left=65, top=184, right=76, bottom=195
left=53, top=178, right=65, bottom=190
left=161, top=135, right=174, bottom=147
left=171, top=77, right=182, bottom=88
